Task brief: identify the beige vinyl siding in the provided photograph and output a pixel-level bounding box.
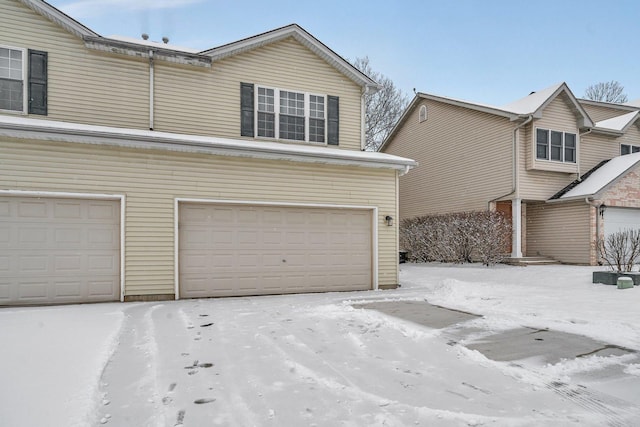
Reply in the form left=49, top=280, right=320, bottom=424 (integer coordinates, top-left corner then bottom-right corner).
left=617, top=123, right=640, bottom=153
left=383, top=100, right=513, bottom=219
left=154, top=37, right=363, bottom=150
left=519, top=95, right=579, bottom=200
left=526, top=201, right=592, bottom=264
left=581, top=103, right=633, bottom=122
left=580, top=132, right=620, bottom=174
left=0, top=0, right=149, bottom=128
left=1, top=138, right=399, bottom=295
left=2, top=1, right=363, bottom=151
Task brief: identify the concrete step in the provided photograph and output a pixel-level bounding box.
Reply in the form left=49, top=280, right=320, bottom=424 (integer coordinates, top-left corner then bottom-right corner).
left=502, top=256, right=560, bottom=266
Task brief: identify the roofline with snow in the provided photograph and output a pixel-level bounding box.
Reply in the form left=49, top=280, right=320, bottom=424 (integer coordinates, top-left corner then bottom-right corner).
left=380, top=84, right=596, bottom=152
left=200, top=24, right=381, bottom=92
left=548, top=156, right=640, bottom=202
left=379, top=92, right=525, bottom=152
left=579, top=98, right=640, bottom=112
left=83, top=36, right=212, bottom=67
left=531, top=83, right=594, bottom=128
left=0, top=116, right=416, bottom=174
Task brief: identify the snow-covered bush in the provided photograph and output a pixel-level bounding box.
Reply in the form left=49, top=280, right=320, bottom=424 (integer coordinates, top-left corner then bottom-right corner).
left=596, top=229, right=640, bottom=272
left=400, top=211, right=511, bottom=266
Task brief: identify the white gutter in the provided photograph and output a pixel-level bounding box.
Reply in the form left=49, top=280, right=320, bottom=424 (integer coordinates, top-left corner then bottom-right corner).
left=489, top=115, right=533, bottom=206
left=149, top=50, right=154, bottom=130
left=0, top=116, right=417, bottom=172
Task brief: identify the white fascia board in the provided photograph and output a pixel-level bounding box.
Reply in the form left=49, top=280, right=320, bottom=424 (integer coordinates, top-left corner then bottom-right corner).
left=202, top=25, right=380, bottom=91
left=83, top=37, right=212, bottom=68
left=19, top=0, right=98, bottom=38
left=0, top=116, right=416, bottom=172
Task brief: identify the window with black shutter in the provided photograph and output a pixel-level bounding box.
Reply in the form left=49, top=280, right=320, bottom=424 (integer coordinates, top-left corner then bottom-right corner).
left=241, top=82, right=339, bottom=145
left=28, top=50, right=47, bottom=115
left=240, top=82, right=254, bottom=137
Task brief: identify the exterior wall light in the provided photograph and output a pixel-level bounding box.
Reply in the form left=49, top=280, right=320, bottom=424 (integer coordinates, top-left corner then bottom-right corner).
left=385, top=215, right=394, bottom=226
left=599, top=204, right=606, bottom=217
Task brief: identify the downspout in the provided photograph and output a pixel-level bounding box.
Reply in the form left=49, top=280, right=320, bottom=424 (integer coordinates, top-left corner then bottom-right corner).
left=488, top=115, right=534, bottom=208
left=149, top=50, right=154, bottom=130
left=361, top=86, right=370, bottom=151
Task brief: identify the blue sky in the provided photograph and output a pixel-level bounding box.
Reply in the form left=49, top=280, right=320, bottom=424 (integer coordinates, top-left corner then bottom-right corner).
left=48, top=0, right=640, bottom=106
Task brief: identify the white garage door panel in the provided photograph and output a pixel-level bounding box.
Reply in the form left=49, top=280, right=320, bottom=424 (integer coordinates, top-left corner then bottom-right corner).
left=0, top=196, right=120, bottom=305
left=179, top=203, right=373, bottom=298
left=604, top=207, right=640, bottom=238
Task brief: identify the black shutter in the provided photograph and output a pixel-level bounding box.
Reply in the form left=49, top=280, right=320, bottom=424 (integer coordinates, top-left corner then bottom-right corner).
left=28, top=50, right=47, bottom=115
left=240, top=82, right=254, bottom=137
left=327, top=95, right=339, bottom=145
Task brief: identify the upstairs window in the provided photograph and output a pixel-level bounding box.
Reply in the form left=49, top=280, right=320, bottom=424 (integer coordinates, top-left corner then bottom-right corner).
left=241, top=82, right=338, bottom=145
left=536, top=128, right=576, bottom=163
left=621, top=144, right=640, bottom=155
left=0, top=46, right=47, bottom=115
left=0, top=47, right=25, bottom=112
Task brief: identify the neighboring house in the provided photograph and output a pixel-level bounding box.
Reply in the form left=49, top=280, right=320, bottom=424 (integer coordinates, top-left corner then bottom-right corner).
left=381, top=82, right=640, bottom=265
left=0, top=0, right=416, bottom=305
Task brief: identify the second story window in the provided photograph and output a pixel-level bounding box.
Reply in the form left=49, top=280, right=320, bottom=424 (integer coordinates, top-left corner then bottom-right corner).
left=621, top=144, right=640, bottom=155
left=0, top=46, right=47, bottom=115
left=0, top=47, right=25, bottom=112
left=256, top=85, right=325, bottom=143
left=241, top=82, right=338, bottom=145
left=536, top=128, right=576, bottom=163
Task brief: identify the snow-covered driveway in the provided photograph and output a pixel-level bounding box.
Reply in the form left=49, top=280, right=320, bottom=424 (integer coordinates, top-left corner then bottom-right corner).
left=1, top=263, right=639, bottom=426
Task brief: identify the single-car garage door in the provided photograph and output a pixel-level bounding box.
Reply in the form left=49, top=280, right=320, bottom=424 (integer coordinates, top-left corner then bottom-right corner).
left=0, top=196, right=121, bottom=305
left=179, top=203, right=373, bottom=298
left=604, top=207, right=640, bottom=238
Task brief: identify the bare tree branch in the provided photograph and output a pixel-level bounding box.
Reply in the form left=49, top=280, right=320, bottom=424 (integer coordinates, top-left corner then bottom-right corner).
left=352, top=56, right=408, bottom=151
left=584, top=80, right=628, bottom=103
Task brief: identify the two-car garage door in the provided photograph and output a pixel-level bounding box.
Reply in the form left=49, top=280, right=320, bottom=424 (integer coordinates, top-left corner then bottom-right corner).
left=0, top=196, right=120, bottom=306
left=604, top=207, right=640, bottom=238
left=179, top=203, right=373, bottom=298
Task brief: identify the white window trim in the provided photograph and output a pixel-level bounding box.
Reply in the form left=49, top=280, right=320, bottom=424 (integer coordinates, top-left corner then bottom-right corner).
left=255, top=85, right=328, bottom=144
left=418, top=105, right=427, bottom=122
left=621, top=143, right=640, bottom=155
left=535, top=127, right=577, bottom=164
left=0, top=44, right=27, bottom=115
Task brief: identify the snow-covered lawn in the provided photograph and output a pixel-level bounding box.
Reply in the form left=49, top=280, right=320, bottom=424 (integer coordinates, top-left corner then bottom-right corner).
left=1, top=263, right=639, bottom=426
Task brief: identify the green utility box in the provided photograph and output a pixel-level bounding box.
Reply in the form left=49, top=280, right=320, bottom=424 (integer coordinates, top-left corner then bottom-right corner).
left=617, top=277, right=634, bottom=289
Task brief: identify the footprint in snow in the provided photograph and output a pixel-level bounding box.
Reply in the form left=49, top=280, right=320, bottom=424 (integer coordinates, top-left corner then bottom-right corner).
left=194, top=398, right=216, bottom=404
left=200, top=323, right=214, bottom=327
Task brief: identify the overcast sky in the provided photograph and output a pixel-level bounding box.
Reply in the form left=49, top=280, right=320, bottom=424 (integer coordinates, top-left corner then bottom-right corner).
left=48, top=0, right=640, bottom=106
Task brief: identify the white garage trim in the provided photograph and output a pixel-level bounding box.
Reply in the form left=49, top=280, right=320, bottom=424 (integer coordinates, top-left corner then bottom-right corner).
left=0, top=189, right=126, bottom=302
left=174, top=198, right=378, bottom=299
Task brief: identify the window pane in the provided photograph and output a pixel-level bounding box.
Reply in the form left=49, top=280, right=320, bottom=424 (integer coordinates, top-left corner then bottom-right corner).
left=309, top=95, right=324, bottom=119
left=536, top=129, right=548, bottom=160
left=564, top=146, right=576, bottom=163
left=621, top=144, right=631, bottom=155
left=279, top=115, right=305, bottom=140
left=551, top=146, right=562, bottom=161
left=257, top=111, right=275, bottom=138
left=257, top=87, right=274, bottom=113
left=280, top=91, right=304, bottom=116
left=0, top=78, right=23, bottom=111
left=309, top=118, right=325, bottom=143
left=565, top=133, right=576, bottom=148
left=633, top=146, right=640, bottom=153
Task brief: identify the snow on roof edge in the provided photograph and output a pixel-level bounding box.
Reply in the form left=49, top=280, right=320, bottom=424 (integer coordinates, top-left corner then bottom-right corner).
left=559, top=152, right=640, bottom=199
left=0, top=115, right=416, bottom=170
